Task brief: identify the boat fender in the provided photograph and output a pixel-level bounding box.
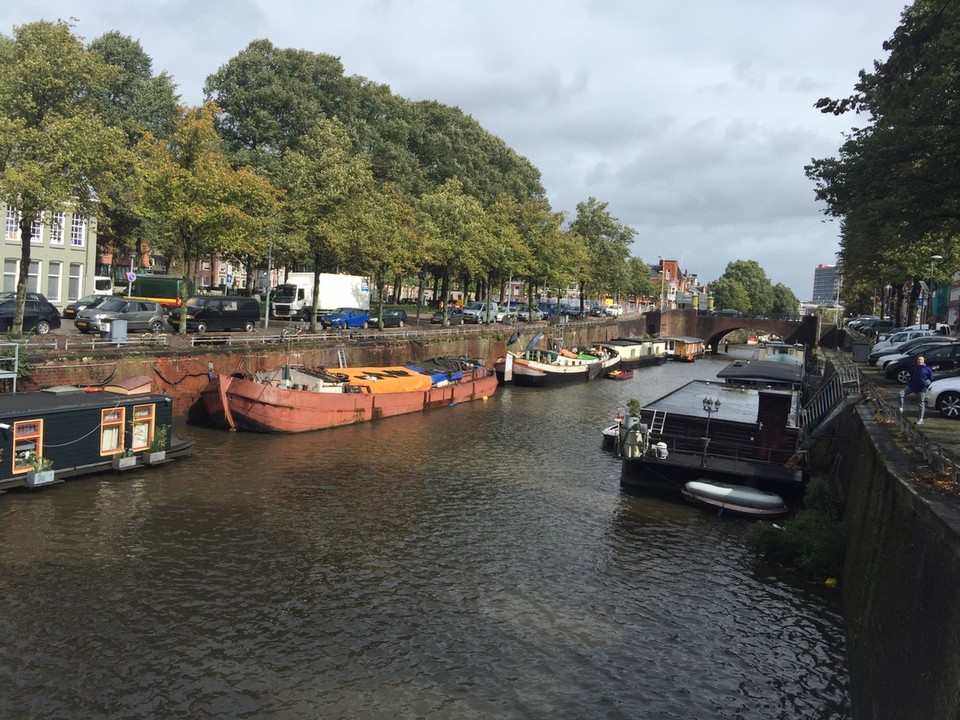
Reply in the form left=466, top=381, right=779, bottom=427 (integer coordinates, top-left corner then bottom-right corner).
left=655, top=441, right=668, bottom=459
left=622, top=430, right=643, bottom=459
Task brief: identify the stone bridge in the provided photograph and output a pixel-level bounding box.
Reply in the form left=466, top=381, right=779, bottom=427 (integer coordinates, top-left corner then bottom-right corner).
left=622, top=309, right=836, bottom=352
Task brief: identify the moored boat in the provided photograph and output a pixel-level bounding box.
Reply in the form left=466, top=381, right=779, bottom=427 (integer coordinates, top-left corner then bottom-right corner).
left=597, top=337, right=666, bottom=369
left=681, top=479, right=789, bottom=518
left=202, top=357, right=497, bottom=433
left=618, top=379, right=805, bottom=503
left=494, top=333, right=620, bottom=387
left=0, top=376, right=194, bottom=493
left=662, top=336, right=705, bottom=362
left=607, top=369, right=634, bottom=381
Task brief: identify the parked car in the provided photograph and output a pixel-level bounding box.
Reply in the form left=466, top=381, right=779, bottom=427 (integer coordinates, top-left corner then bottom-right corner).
left=589, top=304, right=607, bottom=317
left=0, top=293, right=62, bottom=334
left=925, top=376, right=960, bottom=419
left=859, top=319, right=897, bottom=339
left=369, top=306, right=407, bottom=328
left=62, top=294, right=109, bottom=321
left=516, top=305, right=544, bottom=321
left=605, top=304, right=624, bottom=317
left=462, top=301, right=499, bottom=324
left=868, top=329, right=936, bottom=364
left=497, top=308, right=518, bottom=324
left=167, top=296, right=260, bottom=333
left=319, top=307, right=370, bottom=330
left=873, top=336, right=956, bottom=370
left=883, top=342, right=960, bottom=384
left=75, top=297, right=165, bottom=334
left=430, top=307, right=465, bottom=325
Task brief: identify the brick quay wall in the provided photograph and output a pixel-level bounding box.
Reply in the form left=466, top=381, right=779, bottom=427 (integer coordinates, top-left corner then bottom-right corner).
left=20, top=318, right=642, bottom=419
left=832, top=380, right=960, bottom=719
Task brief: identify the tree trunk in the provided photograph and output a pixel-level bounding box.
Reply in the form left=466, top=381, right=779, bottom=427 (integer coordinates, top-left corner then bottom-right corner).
left=13, top=214, right=36, bottom=338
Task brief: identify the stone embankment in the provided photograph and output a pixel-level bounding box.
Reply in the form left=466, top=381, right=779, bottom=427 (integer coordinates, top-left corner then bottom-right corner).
left=829, top=356, right=960, bottom=719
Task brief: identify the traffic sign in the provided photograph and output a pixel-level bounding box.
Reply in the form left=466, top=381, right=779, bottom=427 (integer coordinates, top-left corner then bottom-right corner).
left=126, top=272, right=137, bottom=282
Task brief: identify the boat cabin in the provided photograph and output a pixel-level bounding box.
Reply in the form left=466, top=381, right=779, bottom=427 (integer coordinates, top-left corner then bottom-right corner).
left=662, top=336, right=706, bottom=362
left=0, top=384, right=180, bottom=491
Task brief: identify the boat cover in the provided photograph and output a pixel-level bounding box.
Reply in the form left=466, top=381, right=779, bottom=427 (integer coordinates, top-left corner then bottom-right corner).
left=341, top=367, right=434, bottom=393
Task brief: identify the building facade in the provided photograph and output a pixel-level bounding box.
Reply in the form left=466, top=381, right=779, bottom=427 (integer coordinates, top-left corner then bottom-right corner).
left=812, top=264, right=839, bottom=304
left=3, top=204, right=99, bottom=308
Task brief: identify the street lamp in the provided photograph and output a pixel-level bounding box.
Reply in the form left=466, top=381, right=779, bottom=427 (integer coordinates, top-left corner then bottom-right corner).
left=701, top=396, right=721, bottom=467
left=885, top=283, right=892, bottom=321
left=928, top=254, right=943, bottom=326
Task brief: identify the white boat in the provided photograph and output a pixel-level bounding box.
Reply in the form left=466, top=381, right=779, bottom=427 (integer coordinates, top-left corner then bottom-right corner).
left=494, top=332, right=620, bottom=387
left=681, top=480, right=789, bottom=518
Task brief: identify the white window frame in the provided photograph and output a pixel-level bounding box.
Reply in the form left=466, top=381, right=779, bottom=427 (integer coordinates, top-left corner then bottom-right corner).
left=49, top=212, right=64, bottom=245
left=5, top=208, right=19, bottom=241
left=3, top=258, right=17, bottom=293
left=70, top=215, right=86, bottom=247
left=68, top=263, right=83, bottom=300
left=27, top=261, right=40, bottom=294
left=46, top=261, right=62, bottom=304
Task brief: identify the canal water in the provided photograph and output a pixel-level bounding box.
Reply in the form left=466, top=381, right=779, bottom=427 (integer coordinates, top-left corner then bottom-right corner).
left=0, top=353, right=849, bottom=719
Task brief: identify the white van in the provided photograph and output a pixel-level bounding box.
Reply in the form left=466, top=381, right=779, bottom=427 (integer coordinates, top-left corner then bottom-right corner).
left=93, top=276, right=114, bottom=296
left=462, top=301, right=499, bottom=324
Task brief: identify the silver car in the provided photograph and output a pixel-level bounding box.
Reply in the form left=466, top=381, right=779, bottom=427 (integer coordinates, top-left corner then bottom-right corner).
left=75, top=297, right=165, bottom=334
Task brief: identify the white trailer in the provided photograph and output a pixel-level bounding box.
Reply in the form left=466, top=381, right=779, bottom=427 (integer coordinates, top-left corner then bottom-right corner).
left=271, top=272, right=370, bottom=320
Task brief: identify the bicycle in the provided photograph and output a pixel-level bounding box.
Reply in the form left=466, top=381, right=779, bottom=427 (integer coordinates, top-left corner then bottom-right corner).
left=281, top=319, right=308, bottom=340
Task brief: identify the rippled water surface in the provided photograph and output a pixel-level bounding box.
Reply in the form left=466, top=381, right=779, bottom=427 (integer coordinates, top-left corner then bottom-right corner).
left=0, top=356, right=849, bottom=719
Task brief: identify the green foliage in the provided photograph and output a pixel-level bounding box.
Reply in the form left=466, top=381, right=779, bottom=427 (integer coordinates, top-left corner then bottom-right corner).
left=770, top=283, right=800, bottom=317
left=748, top=475, right=845, bottom=580
left=626, top=398, right=642, bottom=417
left=149, top=425, right=168, bottom=452
left=710, top=276, right=751, bottom=313
left=716, top=260, right=774, bottom=314
left=807, top=1, right=960, bottom=312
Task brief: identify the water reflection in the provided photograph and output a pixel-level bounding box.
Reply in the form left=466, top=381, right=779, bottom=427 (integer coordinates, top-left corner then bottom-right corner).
left=0, top=355, right=849, bottom=718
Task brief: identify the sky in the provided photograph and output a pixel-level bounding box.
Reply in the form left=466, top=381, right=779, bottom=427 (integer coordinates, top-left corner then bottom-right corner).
left=2, top=1, right=911, bottom=300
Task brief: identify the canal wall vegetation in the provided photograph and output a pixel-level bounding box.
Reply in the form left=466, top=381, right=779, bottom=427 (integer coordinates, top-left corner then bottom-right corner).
left=836, top=401, right=960, bottom=719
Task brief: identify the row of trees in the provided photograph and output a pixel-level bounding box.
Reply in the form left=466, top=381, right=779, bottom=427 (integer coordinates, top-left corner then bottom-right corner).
left=805, top=0, right=959, bottom=323
left=710, top=260, right=800, bottom=317
left=0, top=21, right=656, bottom=334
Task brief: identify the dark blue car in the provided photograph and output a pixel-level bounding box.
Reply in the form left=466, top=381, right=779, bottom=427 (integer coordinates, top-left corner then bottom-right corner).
left=319, top=307, right=370, bottom=330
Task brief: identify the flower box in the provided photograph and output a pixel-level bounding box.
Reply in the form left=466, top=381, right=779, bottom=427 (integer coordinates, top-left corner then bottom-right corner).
left=112, top=455, right=137, bottom=470
left=144, top=451, right=166, bottom=465
left=24, top=470, right=56, bottom=487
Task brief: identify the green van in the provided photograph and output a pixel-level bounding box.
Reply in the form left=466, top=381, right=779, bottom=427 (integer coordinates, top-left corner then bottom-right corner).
left=127, top=275, right=195, bottom=310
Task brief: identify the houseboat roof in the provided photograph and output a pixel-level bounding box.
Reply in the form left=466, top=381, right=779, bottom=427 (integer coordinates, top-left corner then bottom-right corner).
left=643, top=379, right=799, bottom=427
left=602, top=337, right=662, bottom=348
left=662, top=336, right=705, bottom=343
left=0, top=386, right=169, bottom=417
left=717, top=360, right=803, bottom=387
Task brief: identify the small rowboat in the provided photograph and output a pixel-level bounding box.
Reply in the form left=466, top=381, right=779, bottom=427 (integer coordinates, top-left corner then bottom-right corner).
left=607, top=369, right=634, bottom=380
left=682, top=480, right=788, bottom=518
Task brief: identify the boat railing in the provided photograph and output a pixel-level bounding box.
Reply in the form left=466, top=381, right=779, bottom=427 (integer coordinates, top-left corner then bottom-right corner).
left=799, top=363, right=861, bottom=432
left=653, top=433, right=797, bottom=467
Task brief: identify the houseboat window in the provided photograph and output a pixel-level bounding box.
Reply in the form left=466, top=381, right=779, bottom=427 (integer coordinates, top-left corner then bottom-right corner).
left=13, top=420, right=43, bottom=474
left=101, top=407, right=125, bottom=455
left=131, top=404, right=155, bottom=451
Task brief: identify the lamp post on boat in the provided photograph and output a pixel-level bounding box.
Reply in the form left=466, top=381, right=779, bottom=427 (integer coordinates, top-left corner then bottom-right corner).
left=701, top=396, right=721, bottom=467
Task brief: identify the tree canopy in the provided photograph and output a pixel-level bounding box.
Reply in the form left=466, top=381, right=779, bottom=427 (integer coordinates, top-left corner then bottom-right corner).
left=806, top=0, right=960, bottom=321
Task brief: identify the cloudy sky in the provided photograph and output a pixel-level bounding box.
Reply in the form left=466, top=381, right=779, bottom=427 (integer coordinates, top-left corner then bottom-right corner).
left=3, top=1, right=910, bottom=299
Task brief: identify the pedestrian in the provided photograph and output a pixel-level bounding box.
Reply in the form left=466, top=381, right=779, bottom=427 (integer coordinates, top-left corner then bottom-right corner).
left=898, top=355, right=935, bottom=425
left=725, top=341, right=730, bottom=353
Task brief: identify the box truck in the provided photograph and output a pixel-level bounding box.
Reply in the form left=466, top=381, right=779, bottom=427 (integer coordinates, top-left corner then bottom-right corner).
left=271, top=273, right=370, bottom=320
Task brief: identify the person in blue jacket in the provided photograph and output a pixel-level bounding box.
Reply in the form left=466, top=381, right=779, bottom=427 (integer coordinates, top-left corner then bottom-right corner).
left=898, top=355, right=935, bottom=425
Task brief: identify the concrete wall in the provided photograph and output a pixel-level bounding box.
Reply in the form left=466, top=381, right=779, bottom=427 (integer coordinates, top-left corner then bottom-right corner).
left=837, top=404, right=960, bottom=719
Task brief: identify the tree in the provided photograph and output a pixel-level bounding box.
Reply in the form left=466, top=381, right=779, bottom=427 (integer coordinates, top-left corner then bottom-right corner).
left=0, top=20, right=128, bottom=336
left=806, top=1, right=960, bottom=309
left=710, top=276, right=751, bottom=313
left=135, top=103, right=279, bottom=330
left=281, top=117, right=377, bottom=330
left=87, top=31, right=180, bottom=269
left=770, top=283, right=800, bottom=318
left=716, top=260, right=775, bottom=315
left=624, top=257, right=656, bottom=308
left=569, top=197, right=635, bottom=311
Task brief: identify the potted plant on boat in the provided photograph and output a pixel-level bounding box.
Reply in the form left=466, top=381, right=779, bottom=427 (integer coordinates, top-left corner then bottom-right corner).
left=24, top=452, right=55, bottom=487
left=144, top=426, right=168, bottom=465
left=625, top=398, right=642, bottom=428
left=112, top=448, right=137, bottom=470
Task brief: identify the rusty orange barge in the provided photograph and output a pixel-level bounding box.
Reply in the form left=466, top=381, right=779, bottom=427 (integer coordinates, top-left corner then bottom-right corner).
left=201, top=357, right=498, bottom=433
